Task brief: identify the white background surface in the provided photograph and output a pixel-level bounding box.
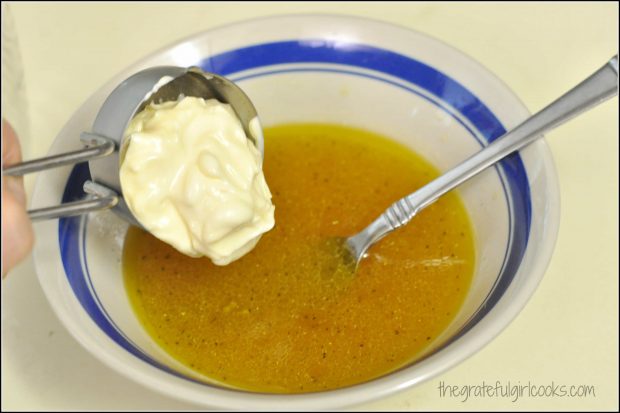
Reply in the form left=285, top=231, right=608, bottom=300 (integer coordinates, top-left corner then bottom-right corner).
left=1, top=2, right=618, bottom=411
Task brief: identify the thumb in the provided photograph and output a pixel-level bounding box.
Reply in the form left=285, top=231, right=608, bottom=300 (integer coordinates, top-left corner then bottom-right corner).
left=2, top=119, right=34, bottom=277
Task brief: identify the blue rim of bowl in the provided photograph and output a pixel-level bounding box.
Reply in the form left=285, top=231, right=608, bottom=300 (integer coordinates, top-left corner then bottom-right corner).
left=59, top=40, right=531, bottom=391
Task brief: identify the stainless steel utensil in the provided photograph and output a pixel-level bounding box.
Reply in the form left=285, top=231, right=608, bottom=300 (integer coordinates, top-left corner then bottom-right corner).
left=2, top=66, right=263, bottom=226
left=344, top=55, right=618, bottom=268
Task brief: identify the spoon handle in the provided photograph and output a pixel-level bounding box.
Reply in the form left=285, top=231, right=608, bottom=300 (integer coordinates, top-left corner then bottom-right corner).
left=347, top=55, right=618, bottom=261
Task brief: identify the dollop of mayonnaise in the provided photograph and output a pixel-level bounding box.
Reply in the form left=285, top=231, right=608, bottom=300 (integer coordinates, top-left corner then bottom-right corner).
left=119, top=96, right=275, bottom=265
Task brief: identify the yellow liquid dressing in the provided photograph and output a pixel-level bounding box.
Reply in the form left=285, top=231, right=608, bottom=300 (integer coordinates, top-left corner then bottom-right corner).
left=123, top=124, right=475, bottom=393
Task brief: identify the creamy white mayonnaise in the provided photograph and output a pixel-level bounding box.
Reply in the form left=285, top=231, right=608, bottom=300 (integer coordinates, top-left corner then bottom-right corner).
left=119, top=96, right=274, bottom=265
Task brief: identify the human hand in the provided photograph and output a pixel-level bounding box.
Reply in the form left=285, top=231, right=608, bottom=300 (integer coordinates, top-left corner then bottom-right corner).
left=2, top=119, right=34, bottom=277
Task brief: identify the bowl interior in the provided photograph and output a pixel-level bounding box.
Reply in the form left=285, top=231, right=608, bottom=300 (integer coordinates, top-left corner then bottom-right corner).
left=32, top=15, right=557, bottom=409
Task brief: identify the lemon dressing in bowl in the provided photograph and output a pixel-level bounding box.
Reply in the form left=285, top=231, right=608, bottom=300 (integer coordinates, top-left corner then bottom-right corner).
left=123, top=124, right=476, bottom=393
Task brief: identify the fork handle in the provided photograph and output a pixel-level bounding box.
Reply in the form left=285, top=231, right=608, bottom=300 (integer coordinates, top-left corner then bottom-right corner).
left=348, top=55, right=618, bottom=261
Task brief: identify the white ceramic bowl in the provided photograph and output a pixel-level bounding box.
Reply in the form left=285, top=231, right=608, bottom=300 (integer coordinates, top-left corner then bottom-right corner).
left=32, top=14, right=560, bottom=410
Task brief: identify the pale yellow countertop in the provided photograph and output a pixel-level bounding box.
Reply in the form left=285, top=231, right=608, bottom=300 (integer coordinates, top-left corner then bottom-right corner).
left=1, top=2, right=618, bottom=411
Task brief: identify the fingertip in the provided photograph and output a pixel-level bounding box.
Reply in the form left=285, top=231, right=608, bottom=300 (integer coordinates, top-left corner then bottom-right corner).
left=1, top=193, right=34, bottom=277
left=2, top=118, right=22, bottom=166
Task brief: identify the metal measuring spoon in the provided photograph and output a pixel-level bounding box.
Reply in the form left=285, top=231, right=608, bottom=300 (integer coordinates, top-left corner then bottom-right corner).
left=342, top=55, right=618, bottom=269
left=3, top=66, right=263, bottom=226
